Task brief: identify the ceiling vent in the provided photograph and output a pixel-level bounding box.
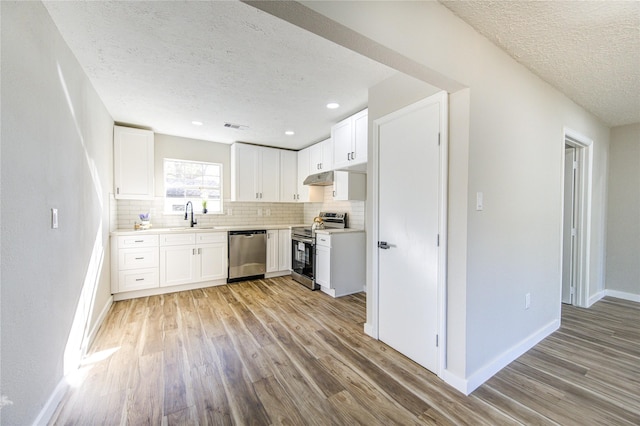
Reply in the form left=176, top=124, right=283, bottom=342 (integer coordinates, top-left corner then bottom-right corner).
left=224, top=122, right=249, bottom=130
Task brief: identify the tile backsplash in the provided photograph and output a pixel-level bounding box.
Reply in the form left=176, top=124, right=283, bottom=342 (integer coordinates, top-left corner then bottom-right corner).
left=115, top=197, right=304, bottom=230
left=303, top=186, right=365, bottom=229
left=115, top=187, right=365, bottom=231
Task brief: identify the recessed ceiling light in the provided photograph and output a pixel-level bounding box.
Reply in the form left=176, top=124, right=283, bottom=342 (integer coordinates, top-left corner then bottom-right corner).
left=326, top=102, right=340, bottom=109
left=192, top=121, right=203, bottom=126
left=285, top=130, right=295, bottom=136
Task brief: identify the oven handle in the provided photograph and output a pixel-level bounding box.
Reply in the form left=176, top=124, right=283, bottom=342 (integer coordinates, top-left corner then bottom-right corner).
left=292, top=235, right=315, bottom=245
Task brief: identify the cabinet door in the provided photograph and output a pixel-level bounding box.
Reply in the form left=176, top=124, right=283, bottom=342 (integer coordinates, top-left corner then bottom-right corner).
left=160, top=245, right=197, bottom=287
left=114, top=126, right=154, bottom=200
left=315, top=245, right=331, bottom=288
left=352, top=109, right=368, bottom=166
left=266, top=230, right=279, bottom=273
left=118, top=268, right=159, bottom=292
left=259, top=146, right=280, bottom=202
left=333, top=170, right=349, bottom=201
left=332, top=118, right=352, bottom=170
left=297, top=148, right=310, bottom=202
left=231, top=143, right=259, bottom=201
left=309, top=143, right=323, bottom=172
left=280, top=150, right=298, bottom=202
left=278, top=229, right=292, bottom=271
left=321, top=138, right=333, bottom=171
left=198, top=243, right=227, bottom=281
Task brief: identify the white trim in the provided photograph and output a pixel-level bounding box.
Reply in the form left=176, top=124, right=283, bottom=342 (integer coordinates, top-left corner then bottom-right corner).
left=32, top=378, right=69, bottom=426
left=443, top=319, right=559, bottom=395
left=605, top=289, right=640, bottom=303
left=85, top=296, right=113, bottom=349
left=587, top=290, right=606, bottom=307
left=112, top=278, right=227, bottom=301
left=363, top=322, right=374, bottom=337
left=371, top=91, right=449, bottom=377
left=561, top=127, right=594, bottom=309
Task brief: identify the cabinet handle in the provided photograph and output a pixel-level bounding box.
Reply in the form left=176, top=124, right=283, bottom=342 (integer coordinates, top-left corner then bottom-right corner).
left=117, top=187, right=120, bottom=195
left=351, top=151, right=355, bottom=160
left=135, top=278, right=145, bottom=281
left=260, top=193, right=263, bottom=199
left=347, top=153, right=351, bottom=161
left=333, top=191, right=336, bottom=197
left=135, top=257, right=144, bottom=260
left=193, top=248, right=196, bottom=255
left=256, top=192, right=259, bottom=199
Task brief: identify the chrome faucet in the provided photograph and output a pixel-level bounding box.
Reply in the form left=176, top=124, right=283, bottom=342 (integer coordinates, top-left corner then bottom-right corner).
left=185, top=201, right=197, bottom=227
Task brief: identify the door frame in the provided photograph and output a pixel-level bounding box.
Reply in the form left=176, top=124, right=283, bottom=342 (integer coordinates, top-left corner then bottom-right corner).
left=370, top=91, right=448, bottom=377
left=560, top=127, right=593, bottom=308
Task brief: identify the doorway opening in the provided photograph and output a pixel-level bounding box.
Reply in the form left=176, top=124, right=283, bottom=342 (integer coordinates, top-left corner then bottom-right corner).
left=561, top=128, right=593, bottom=308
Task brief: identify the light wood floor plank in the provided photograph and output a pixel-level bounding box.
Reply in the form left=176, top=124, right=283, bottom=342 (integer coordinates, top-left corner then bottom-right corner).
left=50, top=278, right=640, bottom=425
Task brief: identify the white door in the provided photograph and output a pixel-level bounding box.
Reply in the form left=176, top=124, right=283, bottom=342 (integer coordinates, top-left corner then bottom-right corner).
left=266, top=230, right=279, bottom=273
left=377, top=96, right=443, bottom=373
left=562, top=146, right=577, bottom=304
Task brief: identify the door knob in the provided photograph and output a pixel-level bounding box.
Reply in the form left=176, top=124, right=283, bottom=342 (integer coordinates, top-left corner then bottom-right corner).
left=378, top=241, right=391, bottom=249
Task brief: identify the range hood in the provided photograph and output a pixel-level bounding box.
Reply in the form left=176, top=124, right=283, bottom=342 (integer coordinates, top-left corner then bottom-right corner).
left=303, top=171, right=334, bottom=186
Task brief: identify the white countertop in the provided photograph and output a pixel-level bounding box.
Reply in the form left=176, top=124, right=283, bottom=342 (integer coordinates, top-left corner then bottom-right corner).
left=314, top=228, right=365, bottom=235
left=111, top=224, right=308, bottom=236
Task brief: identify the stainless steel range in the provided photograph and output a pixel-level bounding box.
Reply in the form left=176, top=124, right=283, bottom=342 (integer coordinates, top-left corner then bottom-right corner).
left=291, top=212, right=347, bottom=289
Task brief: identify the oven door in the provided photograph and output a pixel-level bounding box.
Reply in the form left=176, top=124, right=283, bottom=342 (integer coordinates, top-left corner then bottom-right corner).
left=291, top=235, right=318, bottom=290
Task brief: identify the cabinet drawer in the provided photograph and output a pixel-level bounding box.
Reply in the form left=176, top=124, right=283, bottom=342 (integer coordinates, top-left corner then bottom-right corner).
left=196, top=232, right=227, bottom=244
left=119, top=247, right=159, bottom=270
left=316, top=234, right=331, bottom=248
left=118, top=234, right=159, bottom=248
left=118, top=268, right=159, bottom=292
left=160, top=233, right=196, bottom=246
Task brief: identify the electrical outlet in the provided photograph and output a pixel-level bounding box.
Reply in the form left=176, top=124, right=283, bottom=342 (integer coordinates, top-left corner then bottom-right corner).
left=227, top=208, right=233, bottom=216
left=265, top=208, right=271, bottom=216
left=525, top=293, right=531, bottom=310
left=257, top=208, right=262, bottom=216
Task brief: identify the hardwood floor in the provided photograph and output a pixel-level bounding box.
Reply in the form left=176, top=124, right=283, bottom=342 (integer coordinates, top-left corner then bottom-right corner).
left=51, top=277, right=640, bottom=425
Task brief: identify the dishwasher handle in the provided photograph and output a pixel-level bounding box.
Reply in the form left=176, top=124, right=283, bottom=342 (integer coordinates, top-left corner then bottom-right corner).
left=228, top=230, right=266, bottom=236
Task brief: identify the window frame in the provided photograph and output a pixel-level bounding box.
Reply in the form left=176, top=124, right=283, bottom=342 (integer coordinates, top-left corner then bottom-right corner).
left=163, top=158, right=223, bottom=215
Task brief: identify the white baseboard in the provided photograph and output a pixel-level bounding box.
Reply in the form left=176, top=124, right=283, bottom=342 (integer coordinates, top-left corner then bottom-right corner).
left=587, top=290, right=606, bottom=307
left=605, top=289, right=640, bottom=303
left=363, top=322, right=375, bottom=338
left=443, top=319, right=560, bottom=395
left=86, top=296, right=113, bottom=349
left=32, top=378, right=69, bottom=426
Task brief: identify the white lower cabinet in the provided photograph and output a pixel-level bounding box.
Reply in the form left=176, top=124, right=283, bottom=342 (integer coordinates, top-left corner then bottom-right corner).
left=266, top=228, right=293, bottom=277
left=111, top=234, right=159, bottom=294
left=160, top=232, right=227, bottom=287
left=314, top=231, right=365, bottom=298
left=266, top=230, right=279, bottom=273
left=278, top=229, right=292, bottom=271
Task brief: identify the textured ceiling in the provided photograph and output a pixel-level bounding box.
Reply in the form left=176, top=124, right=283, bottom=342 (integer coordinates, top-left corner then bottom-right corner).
left=440, top=0, right=640, bottom=127
left=44, top=0, right=639, bottom=149
left=43, top=1, right=396, bottom=149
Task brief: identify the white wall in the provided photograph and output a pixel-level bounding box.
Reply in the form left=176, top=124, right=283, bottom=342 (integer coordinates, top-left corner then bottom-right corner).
left=606, top=123, right=640, bottom=299
left=153, top=133, right=231, bottom=198
left=284, top=0, right=610, bottom=389
left=1, top=2, right=114, bottom=423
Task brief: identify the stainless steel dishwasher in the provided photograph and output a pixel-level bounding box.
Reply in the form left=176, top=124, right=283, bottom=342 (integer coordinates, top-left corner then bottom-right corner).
left=227, top=230, right=267, bottom=283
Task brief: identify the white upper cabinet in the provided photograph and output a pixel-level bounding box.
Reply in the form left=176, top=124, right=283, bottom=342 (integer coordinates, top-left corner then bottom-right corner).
left=231, top=143, right=280, bottom=202
left=309, top=138, right=333, bottom=172
left=297, top=146, right=323, bottom=203
left=280, top=149, right=298, bottom=202
left=113, top=125, right=154, bottom=199
left=333, top=171, right=366, bottom=201
left=332, top=108, right=368, bottom=170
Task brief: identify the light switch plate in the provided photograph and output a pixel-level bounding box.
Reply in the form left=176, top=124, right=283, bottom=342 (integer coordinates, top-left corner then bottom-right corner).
left=476, top=192, right=484, bottom=211
left=51, top=208, right=59, bottom=229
